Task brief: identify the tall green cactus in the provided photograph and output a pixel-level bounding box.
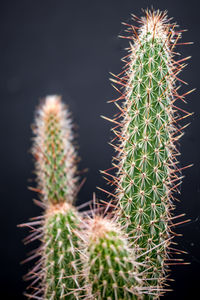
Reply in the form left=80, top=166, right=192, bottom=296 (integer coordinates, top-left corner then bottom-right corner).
left=102, top=10, right=192, bottom=298
left=24, top=96, right=82, bottom=299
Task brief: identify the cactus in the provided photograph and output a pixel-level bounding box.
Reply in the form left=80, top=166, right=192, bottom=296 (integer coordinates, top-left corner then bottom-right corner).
left=20, top=9, right=193, bottom=300
left=102, top=9, right=192, bottom=298
left=80, top=215, right=145, bottom=299
left=23, top=96, right=82, bottom=299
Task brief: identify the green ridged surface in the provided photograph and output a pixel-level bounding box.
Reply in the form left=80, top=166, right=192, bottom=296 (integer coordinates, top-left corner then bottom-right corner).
left=116, top=32, right=175, bottom=297
left=44, top=207, right=80, bottom=299
left=87, top=221, right=138, bottom=299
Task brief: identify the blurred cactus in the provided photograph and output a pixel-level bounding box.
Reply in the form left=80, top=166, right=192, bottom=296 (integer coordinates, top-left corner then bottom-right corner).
left=32, top=95, right=78, bottom=205
left=23, top=96, right=82, bottom=299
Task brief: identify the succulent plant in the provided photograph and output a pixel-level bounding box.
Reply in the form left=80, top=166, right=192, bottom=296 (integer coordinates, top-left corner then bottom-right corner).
left=102, top=9, right=192, bottom=298
left=80, top=215, right=143, bottom=299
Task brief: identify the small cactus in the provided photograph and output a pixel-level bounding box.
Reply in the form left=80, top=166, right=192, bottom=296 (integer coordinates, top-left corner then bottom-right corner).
left=80, top=215, right=143, bottom=299
left=102, top=9, right=192, bottom=298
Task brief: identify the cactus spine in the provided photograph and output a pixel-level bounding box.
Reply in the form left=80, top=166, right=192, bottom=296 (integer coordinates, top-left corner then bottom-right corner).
left=25, top=96, right=82, bottom=299
left=103, top=10, right=191, bottom=297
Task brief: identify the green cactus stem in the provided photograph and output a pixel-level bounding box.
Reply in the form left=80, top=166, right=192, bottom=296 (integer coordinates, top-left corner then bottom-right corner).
left=43, top=202, right=81, bottom=300
left=102, top=10, right=192, bottom=298
left=80, top=215, right=149, bottom=300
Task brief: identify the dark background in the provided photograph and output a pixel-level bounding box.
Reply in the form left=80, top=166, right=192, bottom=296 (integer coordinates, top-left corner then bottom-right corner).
left=0, top=0, right=199, bottom=299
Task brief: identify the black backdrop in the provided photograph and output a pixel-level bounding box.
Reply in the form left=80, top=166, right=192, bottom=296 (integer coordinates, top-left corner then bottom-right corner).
left=0, top=0, right=199, bottom=299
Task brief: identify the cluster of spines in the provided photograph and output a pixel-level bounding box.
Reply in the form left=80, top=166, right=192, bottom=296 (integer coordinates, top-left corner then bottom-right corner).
left=101, top=10, right=192, bottom=298
left=23, top=96, right=82, bottom=299
left=80, top=215, right=143, bottom=299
